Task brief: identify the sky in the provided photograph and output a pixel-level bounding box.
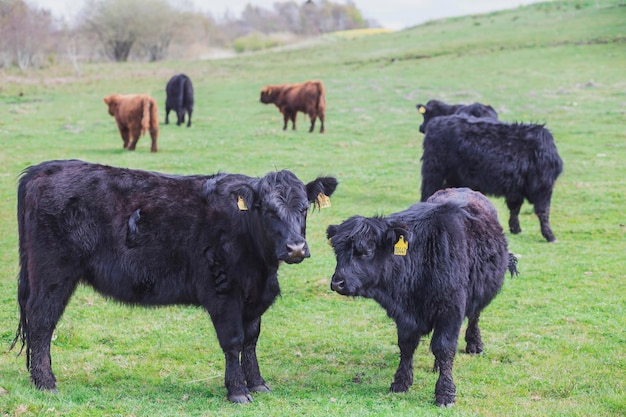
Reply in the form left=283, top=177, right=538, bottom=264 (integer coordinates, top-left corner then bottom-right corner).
left=29, top=0, right=544, bottom=31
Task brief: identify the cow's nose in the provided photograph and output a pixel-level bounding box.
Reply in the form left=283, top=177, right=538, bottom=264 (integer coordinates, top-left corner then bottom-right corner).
left=286, top=242, right=308, bottom=259
left=331, top=279, right=345, bottom=292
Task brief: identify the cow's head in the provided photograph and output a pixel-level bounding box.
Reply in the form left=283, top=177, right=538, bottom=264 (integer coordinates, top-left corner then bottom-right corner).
left=103, top=94, right=120, bottom=116
left=416, top=99, right=460, bottom=134
left=327, top=216, right=407, bottom=296
left=213, top=171, right=338, bottom=265
left=259, top=86, right=279, bottom=104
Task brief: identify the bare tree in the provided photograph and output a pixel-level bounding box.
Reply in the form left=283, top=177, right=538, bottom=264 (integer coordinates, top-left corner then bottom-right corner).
left=134, top=0, right=180, bottom=61
left=0, top=0, right=56, bottom=70
left=80, top=0, right=179, bottom=62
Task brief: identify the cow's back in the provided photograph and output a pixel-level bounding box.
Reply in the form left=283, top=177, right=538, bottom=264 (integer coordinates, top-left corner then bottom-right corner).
left=424, top=116, right=551, bottom=195
left=19, top=160, right=218, bottom=304
left=426, top=188, right=507, bottom=311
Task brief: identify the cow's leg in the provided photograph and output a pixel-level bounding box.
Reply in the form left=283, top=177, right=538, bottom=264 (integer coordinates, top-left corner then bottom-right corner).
left=308, top=113, right=316, bottom=133
left=208, top=302, right=251, bottom=403
left=465, top=314, right=483, bottom=354
left=118, top=124, right=130, bottom=149
left=186, top=109, right=192, bottom=127
left=165, top=107, right=170, bottom=124
left=506, top=197, right=524, bottom=235
left=319, top=113, right=325, bottom=133
left=282, top=112, right=289, bottom=131
left=177, top=110, right=183, bottom=126
left=420, top=166, right=445, bottom=202
left=290, top=112, right=297, bottom=130
left=390, top=321, right=421, bottom=393
left=533, top=194, right=556, bottom=242
left=27, top=268, right=79, bottom=391
left=127, top=124, right=141, bottom=151
left=149, top=125, right=158, bottom=153
left=241, top=316, right=270, bottom=393
left=431, top=317, right=461, bottom=407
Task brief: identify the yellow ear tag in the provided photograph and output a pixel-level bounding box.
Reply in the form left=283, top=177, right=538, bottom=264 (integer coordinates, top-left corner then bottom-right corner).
left=418, top=106, right=426, bottom=114
left=394, top=235, right=408, bottom=256
left=316, top=193, right=331, bottom=209
left=237, top=196, right=248, bottom=211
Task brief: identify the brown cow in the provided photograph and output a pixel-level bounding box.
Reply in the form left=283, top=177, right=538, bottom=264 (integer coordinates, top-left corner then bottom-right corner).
left=260, top=80, right=326, bottom=133
left=104, top=94, right=159, bottom=152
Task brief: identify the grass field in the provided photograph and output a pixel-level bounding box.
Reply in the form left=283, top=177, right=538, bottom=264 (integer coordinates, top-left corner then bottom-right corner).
left=1, top=1, right=625, bottom=416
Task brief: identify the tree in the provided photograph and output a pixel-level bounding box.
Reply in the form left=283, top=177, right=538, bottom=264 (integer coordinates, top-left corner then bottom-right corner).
left=80, top=0, right=179, bottom=62
left=0, top=0, right=56, bottom=70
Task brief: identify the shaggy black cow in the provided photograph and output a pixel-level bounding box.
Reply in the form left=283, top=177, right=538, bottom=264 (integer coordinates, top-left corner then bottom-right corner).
left=420, top=114, right=563, bottom=242
left=327, top=188, right=516, bottom=407
left=165, top=73, right=194, bottom=127
left=12, top=159, right=337, bottom=403
left=417, top=99, right=498, bottom=133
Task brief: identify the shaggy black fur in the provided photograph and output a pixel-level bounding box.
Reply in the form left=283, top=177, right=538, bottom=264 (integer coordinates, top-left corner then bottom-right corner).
left=12, top=159, right=337, bottom=403
left=165, top=73, right=194, bottom=127
left=420, top=114, right=563, bottom=242
left=416, top=99, right=498, bottom=133
left=327, top=188, right=516, bottom=407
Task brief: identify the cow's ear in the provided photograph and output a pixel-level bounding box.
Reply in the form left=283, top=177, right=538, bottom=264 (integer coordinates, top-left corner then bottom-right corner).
left=385, top=222, right=410, bottom=254
left=232, top=185, right=259, bottom=211
left=306, top=176, right=338, bottom=206
left=326, top=224, right=338, bottom=241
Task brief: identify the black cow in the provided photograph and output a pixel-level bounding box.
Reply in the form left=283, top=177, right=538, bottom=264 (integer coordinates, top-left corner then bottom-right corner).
left=417, top=99, right=498, bottom=133
left=165, top=73, right=194, bottom=127
left=327, top=188, right=517, bottom=407
left=420, top=114, right=563, bottom=242
left=11, top=159, right=337, bottom=403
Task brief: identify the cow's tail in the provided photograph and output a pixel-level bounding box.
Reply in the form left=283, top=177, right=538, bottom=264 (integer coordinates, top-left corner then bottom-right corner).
left=315, top=80, right=326, bottom=113
left=11, top=171, right=32, bottom=369
left=507, top=252, right=519, bottom=277
left=140, top=96, right=152, bottom=136
left=178, top=76, right=186, bottom=108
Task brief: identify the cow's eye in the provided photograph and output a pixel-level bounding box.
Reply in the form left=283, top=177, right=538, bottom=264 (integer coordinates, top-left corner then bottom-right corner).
left=353, top=247, right=374, bottom=259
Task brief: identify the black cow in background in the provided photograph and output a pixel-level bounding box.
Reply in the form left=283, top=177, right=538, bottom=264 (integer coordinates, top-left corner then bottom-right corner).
left=12, top=159, right=337, bottom=403
left=165, top=73, right=194, bottom=127
left=327, top=188, right=517, bottom=407
left=420, top=114, right=563, bottom=242
left=417, top=99, right=498, bottom=133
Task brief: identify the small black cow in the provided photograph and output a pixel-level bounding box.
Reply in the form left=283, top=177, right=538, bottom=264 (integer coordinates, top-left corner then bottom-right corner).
left=327, top=188, right=516, bottom=407
left=12, top=159, right=337, bottom=403
left=417, top=99, right=498, bottom=133
left=420, top=114, right=563, bottom=242
left=165, top=73, right=194, bottom=127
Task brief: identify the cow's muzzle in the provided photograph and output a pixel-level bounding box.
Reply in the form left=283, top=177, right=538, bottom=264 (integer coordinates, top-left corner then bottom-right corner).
left=330, top=276, right=349, bottom=295
left=283, top=242, right=310, bottom=264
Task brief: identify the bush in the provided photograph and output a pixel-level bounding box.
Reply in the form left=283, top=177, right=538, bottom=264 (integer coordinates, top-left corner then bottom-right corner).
left=233, top=32, right=283, bottom=53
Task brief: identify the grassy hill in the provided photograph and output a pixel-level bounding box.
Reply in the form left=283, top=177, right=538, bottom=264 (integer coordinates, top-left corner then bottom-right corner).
left=0, top=1, right=624, bottom=416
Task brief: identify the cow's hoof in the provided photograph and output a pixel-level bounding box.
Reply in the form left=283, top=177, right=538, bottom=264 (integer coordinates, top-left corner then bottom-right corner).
left=228, top=392, right=253, bottom=403
left=249, top=384, right=271, bottom=393
left=33, top=378, right=57, bottom=392
left=389, top=382, right=410, bottom=393
left=465, top=343, right=483, bottom=354
left=437, top=401, right=455, bottom=408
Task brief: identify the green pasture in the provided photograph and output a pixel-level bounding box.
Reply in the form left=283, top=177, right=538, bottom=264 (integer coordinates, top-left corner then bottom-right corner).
left=0, top=1, right=624, bottom=416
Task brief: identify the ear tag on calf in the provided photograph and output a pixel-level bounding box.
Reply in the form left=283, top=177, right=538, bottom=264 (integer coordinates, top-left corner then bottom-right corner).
left=418, top=106, right=426, bottom=114
left=316, top=193, right=331, bottom=209
left=394, top=235, right=408, bottom=256
left=237, top=196, right=248, bottom=211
